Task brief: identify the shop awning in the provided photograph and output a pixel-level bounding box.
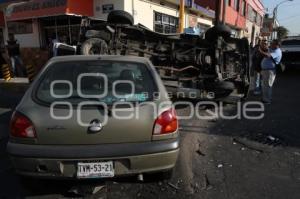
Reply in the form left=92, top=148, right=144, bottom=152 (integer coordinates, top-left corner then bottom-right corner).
left=5, top=0, right=93, bottom=21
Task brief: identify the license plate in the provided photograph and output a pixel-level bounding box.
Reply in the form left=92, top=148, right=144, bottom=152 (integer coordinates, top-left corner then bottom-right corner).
left=77, top=161, right=114, bottom=178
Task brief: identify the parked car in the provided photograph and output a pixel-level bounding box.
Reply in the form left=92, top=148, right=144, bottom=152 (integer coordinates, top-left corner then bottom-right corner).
left=7, top=55, right=179, bottom=179
left=281, top=37, right=300, bottom=68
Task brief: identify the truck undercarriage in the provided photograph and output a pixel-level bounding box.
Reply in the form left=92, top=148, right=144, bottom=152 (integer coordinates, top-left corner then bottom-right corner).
left=75, top=10, right=250, bottom=100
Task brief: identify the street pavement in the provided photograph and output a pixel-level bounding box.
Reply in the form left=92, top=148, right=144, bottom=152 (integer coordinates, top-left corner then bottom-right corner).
left=0, top=69, right=300, bottom=199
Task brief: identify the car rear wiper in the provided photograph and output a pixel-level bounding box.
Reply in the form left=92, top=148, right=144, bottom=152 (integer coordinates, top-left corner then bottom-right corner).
left=65, top=96, right=103, bottom=102
left=65, top=96, right=112, bottom=115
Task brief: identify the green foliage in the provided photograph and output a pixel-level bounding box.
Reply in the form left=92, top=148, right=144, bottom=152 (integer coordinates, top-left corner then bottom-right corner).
left=274, top=26, right=289, bottom=40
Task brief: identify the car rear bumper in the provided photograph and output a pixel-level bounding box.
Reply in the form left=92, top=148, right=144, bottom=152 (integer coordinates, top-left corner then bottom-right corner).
left=7, top=139, right=179, bottom=178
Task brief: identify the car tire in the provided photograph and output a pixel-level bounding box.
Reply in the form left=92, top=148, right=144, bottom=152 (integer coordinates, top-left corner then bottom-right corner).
left=205, top=24, right=231, bottom=41
left=107, top=10, right=134, bottom=26
left=81, top=38, right=108, bottom=55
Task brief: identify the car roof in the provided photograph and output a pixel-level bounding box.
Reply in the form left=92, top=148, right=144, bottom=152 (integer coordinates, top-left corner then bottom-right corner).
left=282, top=36, right=300, bottom=41
left=48, top=55, right=152, bottom=64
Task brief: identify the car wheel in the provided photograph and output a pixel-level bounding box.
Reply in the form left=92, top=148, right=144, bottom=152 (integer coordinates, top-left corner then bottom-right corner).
left=81, top=38, right=108, bottom=55
left=107, top=10, right=134, bottom=26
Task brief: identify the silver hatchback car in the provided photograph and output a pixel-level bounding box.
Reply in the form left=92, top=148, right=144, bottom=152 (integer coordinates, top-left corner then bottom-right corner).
left=7, top=55, right=179, bottom=179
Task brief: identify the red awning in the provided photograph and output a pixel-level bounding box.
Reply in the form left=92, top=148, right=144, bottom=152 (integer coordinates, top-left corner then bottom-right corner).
left=6, top=0, right=93, bottom=21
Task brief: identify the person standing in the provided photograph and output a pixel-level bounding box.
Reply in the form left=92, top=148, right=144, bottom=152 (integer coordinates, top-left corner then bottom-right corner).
left=6, top=33, right=25, bottom=77
left=252, top=38, right=268, bottom=95
left=259, top=40, right=282, bottom=104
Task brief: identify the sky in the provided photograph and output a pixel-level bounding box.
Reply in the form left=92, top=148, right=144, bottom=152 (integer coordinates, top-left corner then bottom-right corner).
left=263, top=0, right=300, bottom=35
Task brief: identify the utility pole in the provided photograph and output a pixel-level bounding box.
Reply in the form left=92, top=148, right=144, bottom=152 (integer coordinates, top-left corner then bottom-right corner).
left=215, top=0, right=221, bottom=25
left=215, top=0, right=226, bottom=25
left=179, top=0, right=185, bottom=33
left=222, top=0, right=227, bottom=25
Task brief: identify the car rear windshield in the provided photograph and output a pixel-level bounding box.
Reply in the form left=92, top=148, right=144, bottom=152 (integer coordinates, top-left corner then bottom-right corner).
left=35, top=60, right=157, bottom=105
left=281, top=40, right=300, bottom=46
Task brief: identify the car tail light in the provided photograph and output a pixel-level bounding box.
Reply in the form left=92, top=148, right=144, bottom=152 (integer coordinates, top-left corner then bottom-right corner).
left=10, top=112, right=36, bottom=138
left=153, top=108, right=178, bottom=135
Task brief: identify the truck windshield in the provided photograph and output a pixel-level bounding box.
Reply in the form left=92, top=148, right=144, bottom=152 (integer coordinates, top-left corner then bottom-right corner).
left=35, top=60, right=157, bottom=105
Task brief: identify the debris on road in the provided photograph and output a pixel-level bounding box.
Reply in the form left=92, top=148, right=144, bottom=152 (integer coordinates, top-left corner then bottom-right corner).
left=233, top=138, right=264, bottom=153
left=242, top=133, right=286, bottom=147
left=267, top=135, right=276, bottom=141
left=92, top=185, right=106, bottom=194
left=167, top=182, right=180, bottom=190
left=294, top=152, right=300, bottom=156
left=217, top=164, right=223, bottom=168
left=203, top=173, right=213, bottom=190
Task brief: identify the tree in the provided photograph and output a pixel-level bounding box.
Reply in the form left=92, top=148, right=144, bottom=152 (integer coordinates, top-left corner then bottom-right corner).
left=274, top=26, right=289, bottom=40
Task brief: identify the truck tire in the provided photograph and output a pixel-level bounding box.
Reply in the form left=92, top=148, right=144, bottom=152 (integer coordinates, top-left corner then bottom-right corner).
left=81, top=38, right=108, bottom=55
left=205, top=24, right=231, bottom=41
left=107, top=10, right=134, bottom=25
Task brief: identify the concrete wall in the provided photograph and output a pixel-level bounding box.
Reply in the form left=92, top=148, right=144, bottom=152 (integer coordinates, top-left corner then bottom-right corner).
left=197, top=17, right=213, bottom=27
left=244, top=19, right=261, bottom=44
left=94, top=0, right=212, bottom=31
left=14, top=19, right=40, bottom=48
left=125, top=0, right=179, bottom=30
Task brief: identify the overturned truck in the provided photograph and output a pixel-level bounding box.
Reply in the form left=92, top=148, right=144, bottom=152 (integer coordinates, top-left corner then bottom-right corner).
left=75, top=10, right=250, bottom=100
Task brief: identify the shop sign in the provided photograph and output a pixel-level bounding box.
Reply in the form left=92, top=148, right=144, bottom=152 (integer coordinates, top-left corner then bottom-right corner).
left=102, top=4, right=114, bottom=14
left=9, top=0, right=67, bottom=14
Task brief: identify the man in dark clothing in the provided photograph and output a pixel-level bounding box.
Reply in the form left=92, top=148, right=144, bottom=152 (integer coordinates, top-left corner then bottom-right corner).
left=6, top=33, right=25, bottom=77
left=252, top=38, right=268, bottom=95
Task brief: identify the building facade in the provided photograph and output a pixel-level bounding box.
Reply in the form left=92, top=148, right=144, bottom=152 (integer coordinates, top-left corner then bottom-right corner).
left=195, top=0, right=264, bottom=45
left=261, top=16, right=279, bottom=40
left=94, top=0, right=215, bottom=34
left=0, top=0, right=215, bottom=70
left=1, top=0, right=215, bottom=49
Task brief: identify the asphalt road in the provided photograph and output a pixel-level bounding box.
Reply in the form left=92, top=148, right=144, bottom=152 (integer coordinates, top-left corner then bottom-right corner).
left=1, top=69, right=300, bottom=199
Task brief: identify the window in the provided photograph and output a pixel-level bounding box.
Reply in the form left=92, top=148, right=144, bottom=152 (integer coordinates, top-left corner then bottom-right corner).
left=257, top=15, right=262, bottom=26
left=7, top=20, right=33, bottom=34
left=36, top=61, right=157, bottom=105
left=228, top=0, right=232, bottom=6
left=154, top=12, right=178, bottom=33
left=40, top=16, right=82, bottom=47
left=234, top=0, right=239, bottom=11
left=253, top=11, right=258, bottom=23
left=241, top=1, right=246, bottom=16
left=248, top=5, right=256, bottom=22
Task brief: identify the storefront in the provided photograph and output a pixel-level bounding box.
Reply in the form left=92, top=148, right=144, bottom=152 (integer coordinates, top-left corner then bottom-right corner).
left=3, top=0, right=93, bottom=70
left=2, top=0, right=214, bottom=70
left=5, top=0, right=93, bottom=48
